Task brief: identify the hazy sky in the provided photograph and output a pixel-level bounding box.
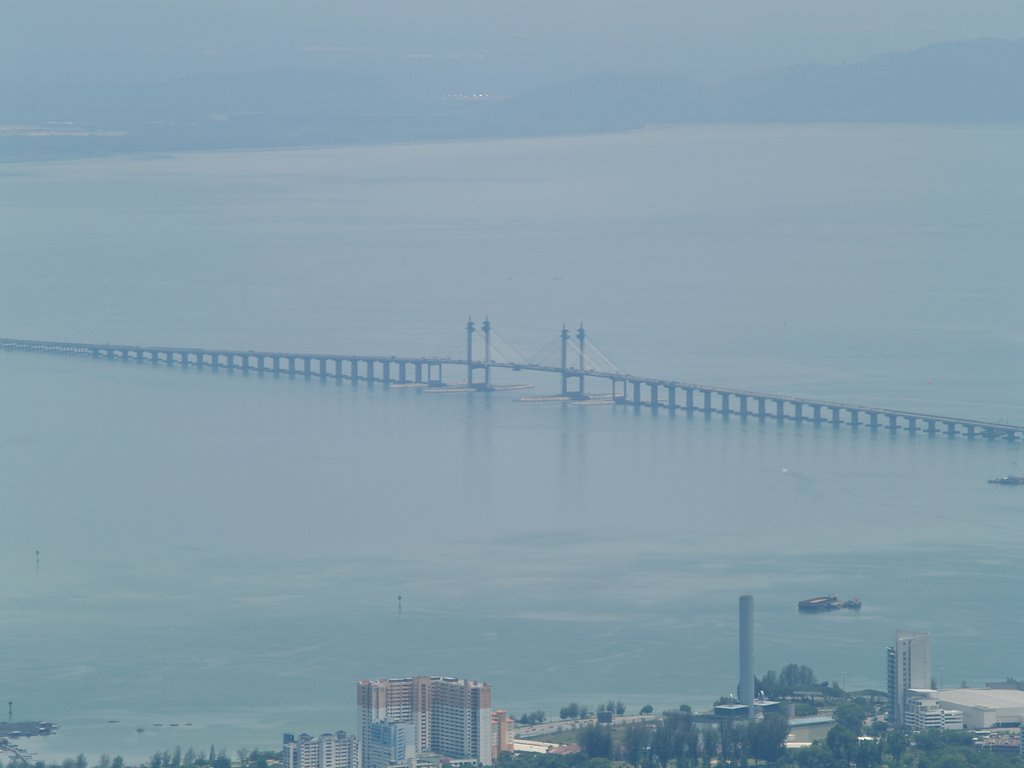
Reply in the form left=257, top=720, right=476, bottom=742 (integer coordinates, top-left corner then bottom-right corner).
left=4, top=1, right=1023, bottom=86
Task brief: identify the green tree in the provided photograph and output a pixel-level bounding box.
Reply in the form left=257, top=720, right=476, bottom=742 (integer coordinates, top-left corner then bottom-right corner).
left=640, top=705, right=654, bottom=715
left=780, top=664, right=817, bottom=693
left=747, top=714, right=789, bottom=765
left=578, top=725, right=613, bottom=759
left=701, top=726, right=720, bottom=764
left=833, top=701, right=870, bottom=735
left=826, top=726, right=858, bottom=766
left=622, top=723, right=651, bottom=766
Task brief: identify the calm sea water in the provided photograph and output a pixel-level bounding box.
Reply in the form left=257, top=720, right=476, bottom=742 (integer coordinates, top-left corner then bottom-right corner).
left=2, top=125, right=1024, bottom=762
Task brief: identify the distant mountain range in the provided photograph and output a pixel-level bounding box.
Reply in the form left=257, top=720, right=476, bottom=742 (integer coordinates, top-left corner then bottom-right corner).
left=1, top=37, right=1021, bottom=160
left=487, top=38, right=1024, bottom=132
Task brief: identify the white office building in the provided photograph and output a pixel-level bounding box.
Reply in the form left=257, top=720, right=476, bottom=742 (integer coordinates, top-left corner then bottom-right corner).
left=904, top=692, right=964, bottom=730
left=357, top=676, right=493, bottom=767
left=887, top=630, right=932, bottom=725
left=283, top=732, right=360, bottom=768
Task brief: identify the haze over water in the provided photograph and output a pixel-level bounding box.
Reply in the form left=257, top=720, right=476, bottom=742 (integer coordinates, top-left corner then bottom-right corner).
left=2, top=124, right=1024, bottom=762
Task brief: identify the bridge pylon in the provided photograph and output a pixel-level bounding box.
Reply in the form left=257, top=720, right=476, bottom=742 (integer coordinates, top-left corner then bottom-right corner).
left=465, top=315, right=496, bottom=390
left=560, top=323, right=588, bottom=399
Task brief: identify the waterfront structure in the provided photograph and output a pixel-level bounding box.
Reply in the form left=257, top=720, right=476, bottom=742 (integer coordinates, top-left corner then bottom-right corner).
left=887, top=630, right=932, bottom=725
left=5, top=326, right=1024, bottom=442
left=922, top=688, right=1024, bottom=730
left=363, top=721, right=415, bottom=768
left=357, top=676, right=493, bottom=767
left=283, top=732, right=360, bottom=768
left=903, top=693, right=964, bottom=730
left=490, top=710, right=514, bottom=761
left=739, top=595, right=755, bottom=713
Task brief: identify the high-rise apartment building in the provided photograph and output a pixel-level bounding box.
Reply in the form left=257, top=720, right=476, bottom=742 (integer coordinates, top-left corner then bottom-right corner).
left=887, top=630, right=932, bottom=725
left=357, top=676, right=493, bottom=767
left=283, top=731, right=360, bottom=768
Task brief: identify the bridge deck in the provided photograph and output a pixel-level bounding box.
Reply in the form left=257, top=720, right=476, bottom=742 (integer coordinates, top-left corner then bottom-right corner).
left=2, top=336, right=1021, bottom=439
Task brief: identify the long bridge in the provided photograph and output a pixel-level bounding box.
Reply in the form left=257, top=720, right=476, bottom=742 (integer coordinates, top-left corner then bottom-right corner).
left=4, top=319, right=1023, bottom=442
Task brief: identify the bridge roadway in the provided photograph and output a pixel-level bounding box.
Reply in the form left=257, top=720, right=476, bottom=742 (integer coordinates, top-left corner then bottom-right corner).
left=3, top=336, right=1023, bottom=442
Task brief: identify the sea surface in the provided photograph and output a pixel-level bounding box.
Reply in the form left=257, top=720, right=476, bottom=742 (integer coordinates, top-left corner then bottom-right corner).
left=2, top=124, right=1024, bottom=762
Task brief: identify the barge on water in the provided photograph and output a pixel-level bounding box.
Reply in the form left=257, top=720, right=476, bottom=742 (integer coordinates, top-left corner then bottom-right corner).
left=798, top=595, right=861, bottom=612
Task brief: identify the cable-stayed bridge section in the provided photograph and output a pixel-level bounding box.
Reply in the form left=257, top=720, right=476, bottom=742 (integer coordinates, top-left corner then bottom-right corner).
left=3, top=319, right=1022, bottom=442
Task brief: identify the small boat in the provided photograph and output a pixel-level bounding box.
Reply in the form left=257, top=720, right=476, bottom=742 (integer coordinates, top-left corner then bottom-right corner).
left=798, top=595, right=861, bottom=612
left=988, top=475, right=1024, bottom=485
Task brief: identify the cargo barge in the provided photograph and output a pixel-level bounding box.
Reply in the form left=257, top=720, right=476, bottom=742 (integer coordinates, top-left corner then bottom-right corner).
left=798, top=595, right=861, bottom=612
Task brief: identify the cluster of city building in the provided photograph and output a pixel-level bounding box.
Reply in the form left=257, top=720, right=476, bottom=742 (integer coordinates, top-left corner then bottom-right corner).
left=887, top=629, right=1024, bottom=733
left=283, top=676, right=514, bottom=768
left=282, top=601, right=1024, bottom=768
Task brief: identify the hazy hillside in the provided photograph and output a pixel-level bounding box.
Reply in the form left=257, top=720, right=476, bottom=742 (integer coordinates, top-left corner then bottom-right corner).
left=492, top=38, right=1024, bottom=130
left=1, top=37, right=1021, bottom=160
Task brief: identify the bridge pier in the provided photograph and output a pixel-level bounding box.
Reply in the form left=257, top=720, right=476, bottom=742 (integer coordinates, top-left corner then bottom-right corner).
left=924, top=419, right=936, bottom=435
left=738, top=395, right=748, bottom=418
left=848, top=409, right=859, bottom=427
left=775, top=399, right=785, bottom=420
left=383, top=361, right=392, bottom=385
left=811, top=404, right=822, bottom=423
left=428, top=362, right=443, bottom=387
left=830, top=406, right=840, bottom=426
left=415, top=363, right=424, bottom=384
left=211, top=353, right=220, bottom=371
left=668, top=386, right=677, bottom=411
left=756, top=397, right=766, bottom=418
left=794, top=402, right=803, bottom=422
left=720, top=392, right=730, bottom=416
left=906, top=416, right=917, bottom=434
left=966, top=424, right=977, bottom=438
left=685, top=388, right=695, bottom=413
left=887, top=414, right=899, bottom=432
left=632, top=381, right=642, bottom=405
left=702, top=390, right=712, bottom=415
left=398, top=362, right=408, bottom=384
left=944, top=421, right=956, bottom=437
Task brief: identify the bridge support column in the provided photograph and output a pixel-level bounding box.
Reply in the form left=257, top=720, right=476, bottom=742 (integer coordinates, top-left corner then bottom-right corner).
left=944, top=421, right=956, bottom=437
left=869, top=412, right=879, bottom=430
left=849, top=409, right=859, bottom=427
left=633, top=381, right=642, bottom=405
left=925, top=419, right=936, bottom=435
left=794, top=403, right=803, bottom=422
left=756, top=397, right=766, bottom=418
left=649, top=383, right=658, bottom=408
left=272, top=356, right=281, bottom=375
left=702, top=390, right=712, bottom=415
left=811, top=405, right=822, bottom=423
left=398, top=363, right=407, bottom=384
left=720, top=393, right=730, bottom=415
left=135, top=349, right=144, bottom=364
left=668, top=387, right=676, bottom=411
left=211, top=353, right=220, bottom=371
left=383, top=361, right=392, bottom=385
left=196, top=352, right=206, bottom=369
left=775, top=399, right=785, bottom=420
left=830, top=407, right=840, bottom=426
left=739, top=395, right=748, bottom=417
left=415, top=362, right=424, bottom=384
left=685, top=388, right=695, bottom=413
left=887, top=414, right=899, bottom=432
left=428, top=362, right=443, bottom=387
left=242, top=355, right=250, bottom=373
left=906, top=417, right=917, bottom=434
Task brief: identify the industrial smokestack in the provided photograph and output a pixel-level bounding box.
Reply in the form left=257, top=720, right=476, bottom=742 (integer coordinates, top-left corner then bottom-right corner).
left=739, top=595, right=754, bottom=711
